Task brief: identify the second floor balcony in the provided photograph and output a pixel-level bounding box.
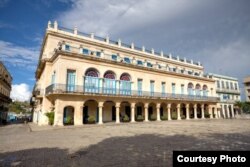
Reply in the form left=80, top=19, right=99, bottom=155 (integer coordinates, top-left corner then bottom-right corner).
left=45, top=84, right=219, bottom=102
left=216, top=88, right=240, bottom=95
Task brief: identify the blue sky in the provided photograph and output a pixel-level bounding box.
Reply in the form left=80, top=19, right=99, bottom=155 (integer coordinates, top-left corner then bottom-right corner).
left=0, top=0, right=249, bottom=101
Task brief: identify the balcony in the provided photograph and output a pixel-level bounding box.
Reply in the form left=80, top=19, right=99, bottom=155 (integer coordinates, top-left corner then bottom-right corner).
left=45, top=84, right=219, bottom=102
left=216, top=88, right=240, bottom=94
left=32, top=88, right=44, bottom=97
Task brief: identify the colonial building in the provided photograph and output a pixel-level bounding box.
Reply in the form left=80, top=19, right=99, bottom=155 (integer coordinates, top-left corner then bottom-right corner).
left=0, top=61, right=12, bottom=124
left=32, top=21, right=220, bottom=126
left=243, top=76, right=250, bottom=102
left=208, top=73, right=241, bottom=118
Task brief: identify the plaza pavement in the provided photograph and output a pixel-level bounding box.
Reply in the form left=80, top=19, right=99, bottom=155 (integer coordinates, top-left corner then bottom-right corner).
left=1, top=119, right=250, bottom=167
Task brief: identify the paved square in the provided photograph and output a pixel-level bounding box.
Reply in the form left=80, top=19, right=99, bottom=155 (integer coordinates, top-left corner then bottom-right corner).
left=1, top=119, right=250, bottom=167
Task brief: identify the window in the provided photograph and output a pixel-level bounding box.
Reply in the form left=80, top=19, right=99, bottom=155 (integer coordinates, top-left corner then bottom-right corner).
left=188, top=83, right=194, bottom=96
left=172, top=83, right=176, bottom=95
left=66, top=70, right=76, bottom=92
left=188, top=71, right=192, bottom=75
left=181, top=84, right=184, bottom=95
left=138, top=79, right=142, bottom=96
left=230, top=82, right=233, bottom=90
left=124, top=57, right=131, bottom=64
left=83, top=48, right=89, bottom=55
left=172, top=68, right=176, bottom=72
left=120, top=73, right=131, bottom=95
left=104, top=71, right=116, bottom=94
left=147, top=62, right=153, bottom=68
left=234, top=83, right=238, bottom=90
left=161, top=82, right=166, bottom=97
left=217, top=80, right=220, bottom=88
left=85, top=69, right=99, bottom=93
left=137, top=60, right=143, bottom=66
left=222, top=81, right=225, bottom=89
left=51, top=72, right=56, bottom=85
left=111, top=54, right=117, bottom=61
left=65, top=45, right=70, bottom=51
left=96, top=51, right=101, bottom=57
left=226, top=81, right=229, bottom=89
left=150, top=81, right=154, bottom=96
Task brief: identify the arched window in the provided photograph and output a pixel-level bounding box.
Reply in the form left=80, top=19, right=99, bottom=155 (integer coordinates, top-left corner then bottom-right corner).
left=103, top=71, right=116, bottom=94
left=85, top=69, right=99, bottom=77
left=187, top=83, right=194, bottom=96
left=104, top=71, right=115, bottom=79
left=203, top=85, right=208, bottom=97
left=195, top=84, right=201, bottom=96
left=120, top=73, right=131, bottom=95
left=84, top=68, right=100, bottom=93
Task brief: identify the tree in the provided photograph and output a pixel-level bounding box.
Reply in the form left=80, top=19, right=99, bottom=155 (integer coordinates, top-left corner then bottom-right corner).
left=9, top=101, right=31, bottom=114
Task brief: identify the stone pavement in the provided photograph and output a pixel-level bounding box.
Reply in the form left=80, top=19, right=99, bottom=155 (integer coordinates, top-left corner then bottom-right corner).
left=1, top=119, right=250, bottom=167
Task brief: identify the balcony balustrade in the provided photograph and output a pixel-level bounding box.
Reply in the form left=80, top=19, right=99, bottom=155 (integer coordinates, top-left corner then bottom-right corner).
left=45, top=84, right=219, bottom=102
left=216, top=88, right=240, bottom=94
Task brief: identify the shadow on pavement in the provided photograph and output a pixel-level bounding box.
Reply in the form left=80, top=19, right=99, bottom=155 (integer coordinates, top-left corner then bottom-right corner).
left=1, top=133, right=250, bottom=167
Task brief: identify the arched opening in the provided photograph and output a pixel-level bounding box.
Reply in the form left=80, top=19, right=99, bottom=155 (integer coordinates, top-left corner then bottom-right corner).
left=84, top=68, right=100, bottom=93
left=195, top=84, right=201, bottom=97
left=224, top=105, right=228, bottom=118
left=148, top=103, right=156, bottom=121
left=120, top=73, right=132, bottom=95
left=197, top=104, right=202, bottom=118
left=120, top=101, right=131, bottom=122
left=63, top=106, right=74, bottom=125
left=83, top=100, right=98, bottom=124
left=180, top=103, right=186, bottom=119
left=171, top=103, right=177, bottom=120
left=187, top=83, right=194, bottom=96
left=103, top=70, right=116, bottom=94
left=103, top=101, right=116, bottom=123
left=135, top=102, right=144, bottom=121
left=160, top=103, right=167, bottom=120
left=202, top=85, right=208, bottom=97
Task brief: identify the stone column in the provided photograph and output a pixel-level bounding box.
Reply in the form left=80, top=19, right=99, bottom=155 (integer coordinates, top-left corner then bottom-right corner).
left=217, top=108, right=221, bottom=118
left=222, top=105, right=225, bottom=119
left=54, top=100, right=63, bottom=126
left=144, top=103, right=149, bottom=122
left=231, top=105, right=235, bottom=118
left=74, top=102, right=84, bottom=125
left=201, top=104, right=205, bottom=119
left=177, top=104, right=181, bottom=120
left=226, top=105, right=230, bottom=119
left=131, top=103, right=135, bottom=122
left=214, top=107, right=218, bottom=119
left=116, top=102, right=120, bottom=123
left=156, top=103, right=161, bottom=121
left=186, top=104, right=190, bottom=120
left=98, top=102, right=103, bottom=124
left=194, top=104, right=197, bottom=119
left=167, top=103, right=171, bottom=121
left=208, top=106, right=213, bottom=119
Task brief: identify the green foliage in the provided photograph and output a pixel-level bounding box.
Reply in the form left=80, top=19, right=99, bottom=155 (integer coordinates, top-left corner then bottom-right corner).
left=87, top=116, right=96, bottom=124
left=181, top=115, right=186, bottom=119
left=9, top=101, right=30, bottom=114
left=45, top=112, right=54, bottom=125
left=149, top=115, right=156, bottom=121
left=161, top=115, right=168, bottom=120
left=123, top=114, right=130, bottom=122
left=65, top=116, right=73, bottom=124
left=136, top=115, right=144, bottom=121
left=235, top=101, right=250, bottom=114
left=205, top=113, right=210, bottom=118
left=171, top=112, right=177, bottom=120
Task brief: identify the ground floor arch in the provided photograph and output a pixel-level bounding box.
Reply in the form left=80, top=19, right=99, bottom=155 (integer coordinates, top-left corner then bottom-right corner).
left=63, top=106, right=74, bottom=125
left=83, top=100, right=98, bottom=124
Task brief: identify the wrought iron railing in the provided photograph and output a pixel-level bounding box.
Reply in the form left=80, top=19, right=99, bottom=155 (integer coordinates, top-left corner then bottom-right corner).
left=45, top=84, right=219, bottom=102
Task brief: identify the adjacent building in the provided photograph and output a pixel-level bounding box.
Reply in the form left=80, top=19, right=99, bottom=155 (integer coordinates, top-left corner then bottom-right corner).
left=208, top=73, right=241, bottom=118
left=33, top=21, right=222, bottom=126
left=243, top=76, right=250, bottom=102
left=0, top=61, right=12, bottom=124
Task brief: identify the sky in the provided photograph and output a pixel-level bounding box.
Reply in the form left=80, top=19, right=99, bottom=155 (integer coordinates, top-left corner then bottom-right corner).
left=0, top=0, right=249, bottom=101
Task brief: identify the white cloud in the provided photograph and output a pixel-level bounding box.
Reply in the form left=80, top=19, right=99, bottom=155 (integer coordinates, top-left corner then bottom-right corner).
left=57, top=0, right=207, bottom=36
left=0, top=40, right=39, bottom=69
left=10, top=83, right=31, bottom=102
